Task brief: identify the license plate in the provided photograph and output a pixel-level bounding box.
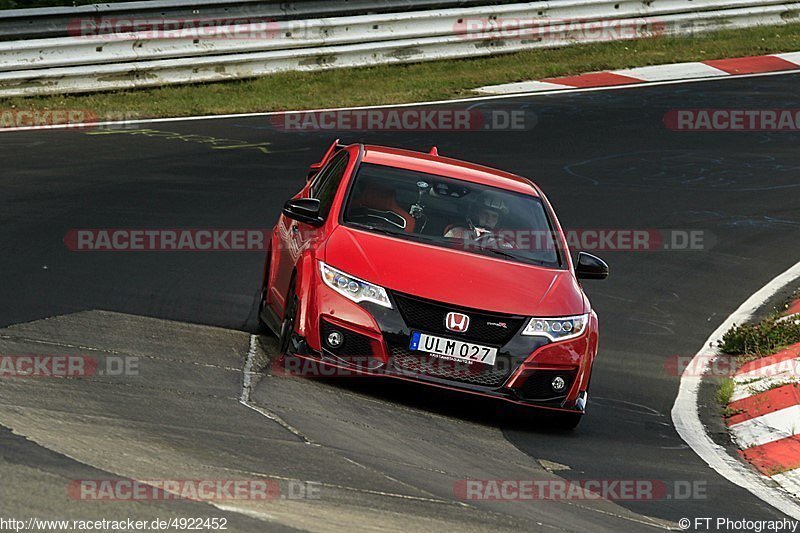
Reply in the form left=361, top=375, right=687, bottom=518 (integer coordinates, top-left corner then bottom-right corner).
left=409, top=332, right=497, bottom=365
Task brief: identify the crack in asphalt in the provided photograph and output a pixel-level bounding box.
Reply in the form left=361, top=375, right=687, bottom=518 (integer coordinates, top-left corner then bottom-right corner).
left=239, top=334, right=318, bottom=446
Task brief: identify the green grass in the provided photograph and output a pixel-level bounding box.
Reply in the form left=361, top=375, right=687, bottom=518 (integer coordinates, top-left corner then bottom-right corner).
left=716, top=290, right=800, bottom=422
left=2, top=23, right=800, bottom=119
left=717, top=378, right=735, bottom=407
left=717, top=378, right=743, bottom=419
left=718, top=313, right=800, bottom=357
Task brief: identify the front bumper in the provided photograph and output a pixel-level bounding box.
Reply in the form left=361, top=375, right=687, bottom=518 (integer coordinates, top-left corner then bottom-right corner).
left=294, top=283, right=596, bottom=413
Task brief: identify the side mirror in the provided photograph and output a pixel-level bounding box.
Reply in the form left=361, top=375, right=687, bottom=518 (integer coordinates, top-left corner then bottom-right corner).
left=575, top=252, right=609, bottom=280
left=283, top=198, right=323, bottom=227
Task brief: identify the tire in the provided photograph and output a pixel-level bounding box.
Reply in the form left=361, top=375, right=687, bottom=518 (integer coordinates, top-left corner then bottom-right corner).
left=256, top=251, right=272, bottom=334
left=278, top=282, right=299, bottom=355
left=256, top=284, right=269, bottom=334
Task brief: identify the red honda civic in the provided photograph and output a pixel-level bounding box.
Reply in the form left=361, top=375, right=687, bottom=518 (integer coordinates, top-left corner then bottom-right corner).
left=258, top=141, right=608, bottom=429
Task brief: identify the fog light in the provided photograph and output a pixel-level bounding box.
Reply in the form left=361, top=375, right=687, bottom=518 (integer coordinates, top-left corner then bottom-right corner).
left=551, top=376, right=566, bottom=392
left=326, top=330, right=344, bottom=349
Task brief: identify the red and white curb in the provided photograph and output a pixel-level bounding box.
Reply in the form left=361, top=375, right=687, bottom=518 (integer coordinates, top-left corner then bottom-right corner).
left=727, top=339, right=800, bottom=499
left=475, top=52, right=800, bottom=94
left=674, top=261, right=800, bottom=520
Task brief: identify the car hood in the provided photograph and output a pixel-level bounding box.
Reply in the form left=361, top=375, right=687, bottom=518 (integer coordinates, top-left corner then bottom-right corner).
left=323, top=226, right=586, bottom=316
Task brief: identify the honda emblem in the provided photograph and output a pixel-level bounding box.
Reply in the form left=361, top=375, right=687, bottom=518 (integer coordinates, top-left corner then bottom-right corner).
left=445, top=312, right=470, bottom=333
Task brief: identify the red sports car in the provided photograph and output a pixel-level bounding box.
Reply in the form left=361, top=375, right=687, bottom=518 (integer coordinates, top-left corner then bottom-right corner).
left=258, top=141, right=608, bottom=429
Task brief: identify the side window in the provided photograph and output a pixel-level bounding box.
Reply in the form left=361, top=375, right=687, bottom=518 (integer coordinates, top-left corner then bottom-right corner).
left=308, top=157, right=336, bottom=196
left=311, top=152, right=349, bottom=219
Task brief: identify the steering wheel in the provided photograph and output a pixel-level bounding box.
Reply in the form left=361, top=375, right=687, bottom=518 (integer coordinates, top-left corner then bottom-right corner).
left=474, top=231, right=517, bottom=250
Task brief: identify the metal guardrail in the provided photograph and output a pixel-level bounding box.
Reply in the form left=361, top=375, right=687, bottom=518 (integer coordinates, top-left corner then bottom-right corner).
left=0, top=0, right=524, bottom=41
left=0, top=0, right=797, bottom=97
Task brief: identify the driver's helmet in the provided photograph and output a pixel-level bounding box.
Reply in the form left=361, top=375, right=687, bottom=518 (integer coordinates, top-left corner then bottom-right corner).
left=471, top=193, right=509, bottom=231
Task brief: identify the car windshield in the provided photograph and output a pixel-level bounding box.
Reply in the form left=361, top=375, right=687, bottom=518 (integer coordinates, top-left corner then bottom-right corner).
left=342, top=163, right=562, bottom=268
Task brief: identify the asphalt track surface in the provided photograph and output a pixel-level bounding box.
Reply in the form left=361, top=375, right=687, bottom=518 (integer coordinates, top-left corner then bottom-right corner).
left=1, top=73, right=800, bottom=531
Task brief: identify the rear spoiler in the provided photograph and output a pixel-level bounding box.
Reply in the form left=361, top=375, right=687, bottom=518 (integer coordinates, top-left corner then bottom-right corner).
left=307, top=139, right=347, bottom=181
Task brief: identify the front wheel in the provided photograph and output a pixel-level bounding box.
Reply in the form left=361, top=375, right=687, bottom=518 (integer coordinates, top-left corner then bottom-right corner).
left=257, top=250, right=272, bottom=334
left=257, top=285, right=269, bottom=333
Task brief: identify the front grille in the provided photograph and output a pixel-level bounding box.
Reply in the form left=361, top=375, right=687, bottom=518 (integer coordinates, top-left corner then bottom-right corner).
left=320, top=319, right=374, bottom=358
left=392, top=292, right=524, bottom=345
left=517, top=370, right=577, bottom=402
left=390, top=345, right=511, bottom=387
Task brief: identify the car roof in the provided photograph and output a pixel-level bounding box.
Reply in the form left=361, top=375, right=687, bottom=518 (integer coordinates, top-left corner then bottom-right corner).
left=358, top=144, right=540, bottom=197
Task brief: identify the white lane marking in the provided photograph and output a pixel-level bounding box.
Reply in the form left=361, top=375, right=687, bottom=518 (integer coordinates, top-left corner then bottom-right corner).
left=671, top=259, right=800, bottom=520
left=474, top=80, right=575, bottom=94
left=611, top=62, right=729, bottom=82
left=1, top=68, right=800, bottom=133
left=240, top=335, right=318, bottom=446
left=213, top=504, right=276, bottom=523
left=775, top=52, right=800, bottom=65
left=729, top=405, right=800, bottom=448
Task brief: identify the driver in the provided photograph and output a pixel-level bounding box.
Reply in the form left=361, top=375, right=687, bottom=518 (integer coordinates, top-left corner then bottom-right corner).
left=444, top=194, right=509, bottom=242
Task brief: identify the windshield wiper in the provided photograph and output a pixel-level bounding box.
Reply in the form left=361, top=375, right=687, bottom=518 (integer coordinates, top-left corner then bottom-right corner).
left=348, top=222, right=403, bottom=237
left=479, top=248, right=554, bottom=267
left=479, top=247, right=552, bottom=264
left=477, top=247, right=519, bottom=261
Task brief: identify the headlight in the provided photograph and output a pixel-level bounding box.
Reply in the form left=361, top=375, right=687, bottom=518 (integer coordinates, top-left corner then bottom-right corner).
left=319, top=261, right=392, bottom=309
left=522, top=314, right=589, bottom=341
